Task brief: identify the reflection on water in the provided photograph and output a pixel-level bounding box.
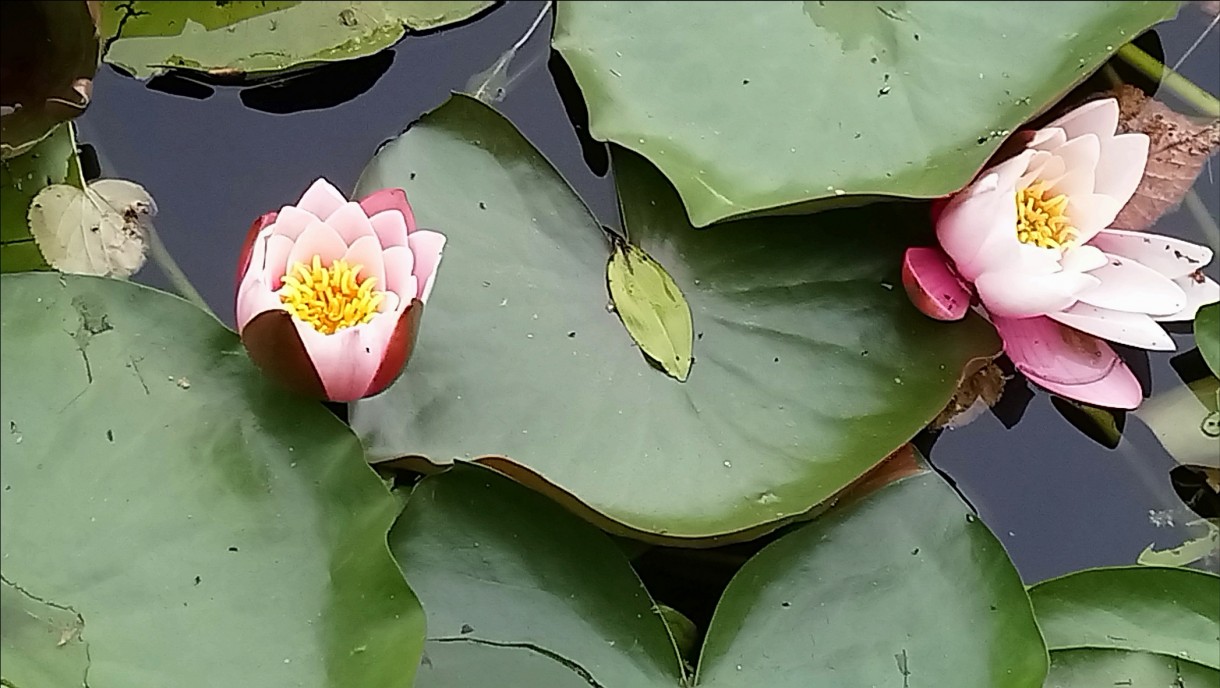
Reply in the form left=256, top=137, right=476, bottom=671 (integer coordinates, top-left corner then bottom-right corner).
left=74, top=1, right=1219, bottom=582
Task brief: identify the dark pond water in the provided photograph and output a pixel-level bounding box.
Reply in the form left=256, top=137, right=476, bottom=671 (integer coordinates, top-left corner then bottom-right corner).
left=76, top=2, right=1219, bottom=585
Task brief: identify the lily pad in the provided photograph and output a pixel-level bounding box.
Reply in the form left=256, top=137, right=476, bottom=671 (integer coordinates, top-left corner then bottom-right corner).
left=393, top=463, right=1047, bottom=687
left=1197, top=303, right=1220, bottom=378
left=0, top=122, right=78, bottom=273
left=552, top=1, right=1179, bottom=226
left=0, top=0, right=99, bottom=159
left=0, top=273, right=424, bottom=687
left=99, top=0, right=497, bottom=79
left=1045, top=649, right=1218, bottom=688
left=1028, top=566, right=1220, bottom=670
left=1, top=578, right=90, bottom=688
left=350, top=95, right=999, bottom=541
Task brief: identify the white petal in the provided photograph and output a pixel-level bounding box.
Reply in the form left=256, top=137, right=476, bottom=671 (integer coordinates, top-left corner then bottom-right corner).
left=1060, top=244, right=1109, bottom=274
left=1087, top=229, right=1214, bottom=279
left=292, top=319, right=381, bottom=402
left=975, top=269, right=1099, bottom=318
left=937, top=172, right=1020, bottom=280
left=1153, top=274, right=1220, bottom=322
left=369, top=209, right=409, bottom=249
left=1067, top=193, right=1124, bottom=245
left=1047, top=133, right=1100, bottom=190
left=261, top=234, right=295, bottom=288
left=1047, top=303, right=1174, bottom=350
left=1028, top=127, right=1067, bottom=151
left=1048, top=98, right=1119, bottom=141
left=1018, top=150, right=1062, bottom=189
left=235, top=277, right=281, bottom=333
left=382, top=245, right=416, bottom=301
left=1074, top=254, right=1187, bottom=316
left=1094, top=133, right=1149, bottom=209
left=295, top=178, right=347, bottom=219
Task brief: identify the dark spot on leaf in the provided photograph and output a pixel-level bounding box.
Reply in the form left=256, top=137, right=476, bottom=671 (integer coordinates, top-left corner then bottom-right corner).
left=409, top=172, right=416, bottom=180
left=914, top=33, right=919, bottom=40
left=228, top=546, right=239, bottom=552
left=696, top=332, right=703, bottom=340
left=742, top=79, right=750, bottom=85
left=781, top=601, right=791, bottom=608
left=194, top=575, right=201, bottom=585
left=773, top=357, right=779, bottom=363
left=478, top=201, right=486, bottom=210
left=911, top=547, right=919, bottom=555
left=568, top=331, right=576, bottom=338
left=106, top=429, right=113, bottom=442
left=460, top=623, right=474, bottom=634
left=977, top=136, right=988, bottom=144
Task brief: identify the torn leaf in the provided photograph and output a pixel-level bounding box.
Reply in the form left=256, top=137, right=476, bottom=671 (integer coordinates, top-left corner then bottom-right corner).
left=1109, top=84, right=1220, bottom=232
left=607, top=239, right=693, bottom=382
left=0, top=577, right=89, bottom=688
left=1138, top=518, right=1219, bottom=568
left=28, top=178, right=154, bottom=278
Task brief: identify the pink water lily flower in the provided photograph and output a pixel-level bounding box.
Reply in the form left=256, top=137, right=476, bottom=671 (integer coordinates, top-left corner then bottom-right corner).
left=235, top=178, right=444, bottom=402
left=904, top=98, right=1218, bottom=409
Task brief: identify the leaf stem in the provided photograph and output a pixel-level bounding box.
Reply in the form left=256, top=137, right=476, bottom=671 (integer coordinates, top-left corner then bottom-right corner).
left=1116, top=43, right=1220, bottom=118
left=145, top=224, right=213, bottom=317
left=1184, top=189, right=1220, bottom=255
left=65, top=124, right=87, bottom=191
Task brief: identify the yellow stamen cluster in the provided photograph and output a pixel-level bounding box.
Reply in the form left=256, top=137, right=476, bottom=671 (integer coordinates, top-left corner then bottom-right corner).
left=278, top=255, right=384, bottom=335
left=1016, top=180, right=1076, bottom=250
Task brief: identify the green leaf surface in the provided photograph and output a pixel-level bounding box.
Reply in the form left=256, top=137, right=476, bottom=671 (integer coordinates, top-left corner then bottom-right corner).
left=1046, top=649, right=1218, bottom=688
left=1, top=123, right=77, bottom=273
left=696, top=471, right=1047, bottom=687
left=1029, top=566, right=1220, bottom=670
left=1, top=578, right=89, bottom=688
left=392, top=463, right=1047, bottom=687
left=1197, top=303, right=1220, bottom=378
left=99, top=0, right=497, bottom=79
left=0, top=273, right=424, bottom=687
left=350, top=95, right=999, bottom=541
left=607, top=240, right=693, bottom=381
left=552, top=1, right=1179, bottom=226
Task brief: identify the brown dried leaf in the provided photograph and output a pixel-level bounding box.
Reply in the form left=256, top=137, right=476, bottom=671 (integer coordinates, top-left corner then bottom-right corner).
left=1110, top=84, right=1220, bottom=231
left=929, top=361, right=1008, bottom=430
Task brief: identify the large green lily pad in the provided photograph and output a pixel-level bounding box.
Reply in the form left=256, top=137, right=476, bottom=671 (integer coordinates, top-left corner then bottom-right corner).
left=1045, top=649, right=1219, bottom=688
left=1028, top=566, right=1220, bottom=670
left=99, top=0, right=497, bottom=79
left=350, top=95, right=999, bottom=541
left=552, top=1, right=1179, bottom=226
left=0, top=273, right=424, bottom=687
left=393, top=462, right=1047, bottom=687
left=1197, top=303, right=1220, bottom=378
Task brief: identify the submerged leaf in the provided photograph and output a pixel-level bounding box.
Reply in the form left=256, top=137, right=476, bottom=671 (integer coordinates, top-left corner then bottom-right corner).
left=1110, top=84, right=1220, bottom=231
left=1197, top=303, right=1220, bottom=378
left=1138, top=518, right=1220, bottom=568
left=28, top=178, right=153, bottom=277
left=607, top=239, right=693, bottom=381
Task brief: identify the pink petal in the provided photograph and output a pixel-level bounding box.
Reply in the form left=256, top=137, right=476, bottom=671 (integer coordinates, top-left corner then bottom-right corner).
left=1047, top=303, right=1174, bottom=350
left=324, top=202, right=377, bottom=246
left=1047, top=98, right=1119, bottom=141
left=992, top=314, right=1142, bottom=409
left=1067, top=192, right=1124, bottom=245
left=295, top=178, right=348, bottom=219
left=236, top=277, right=282, bottom=333
left=382, top=244, right=417, bottom=301
left=235, top=212, right=277, bottom=289
left=262, top=235, right=295, bottom=289
left=292, top=319, right=383, bottom=403
left=369, top=210, right=409, bottom=249
left=1094, top=133, right=1149, bottom=209
left=339, top=234, right=386, bottom=292
left=1059, top=244, right=1109, bottom=274
left=901, top=247, right=970, bottom=320
left=937, top=176, right=1018, bottom=280
left=975, top=269, right=1098, bottom=318
left=1087, top=229, right=1214, bottom=279
left=407, top=230, right=446, bottom=303
left=1153, top=274, right=1220, bottom=322
left=359, top=188, right=417, bottom=235
left=287, top=220, right=348, bottom=270
left=270, top=205, right=316, bottom=240
left=1074, top=254, right=1187, bottom=316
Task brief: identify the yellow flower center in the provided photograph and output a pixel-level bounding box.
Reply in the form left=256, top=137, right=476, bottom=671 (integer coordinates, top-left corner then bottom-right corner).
left=1016, top=180, right=1076, bottom=250
left=278, top=255, right=385, bottom=335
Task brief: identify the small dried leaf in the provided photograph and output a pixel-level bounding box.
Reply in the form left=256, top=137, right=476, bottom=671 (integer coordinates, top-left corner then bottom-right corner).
left=28, top=178, right=154, bottom=278
left=1109, top=84, right=1220, bottom=231
left=930, top=361, right=1007, bottom=430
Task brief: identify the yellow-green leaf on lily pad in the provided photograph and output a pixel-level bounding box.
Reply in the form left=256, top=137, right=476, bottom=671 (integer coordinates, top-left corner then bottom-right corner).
left=607, top=239, right=693, bottom=381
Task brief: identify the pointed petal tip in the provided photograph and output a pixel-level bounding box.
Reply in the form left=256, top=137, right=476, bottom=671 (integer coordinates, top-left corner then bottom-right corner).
left=235, top=212, right=278, bottom=288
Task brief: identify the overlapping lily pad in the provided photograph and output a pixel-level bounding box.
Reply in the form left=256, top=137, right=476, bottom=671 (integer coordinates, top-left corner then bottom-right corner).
left=99, top=0, right=497, bottom=79
left=1197, top=303, right=1220, bottom=378
left=394, top=462, right=1047, bottom=687
left=0, top=273, right=424, bottom=687
left=0, top=122, right=77, bottom=273
left=552, top=1, right=1179, bottom=226
left=351, top=95, right=999, bottom=541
